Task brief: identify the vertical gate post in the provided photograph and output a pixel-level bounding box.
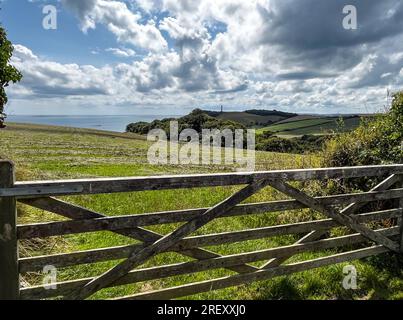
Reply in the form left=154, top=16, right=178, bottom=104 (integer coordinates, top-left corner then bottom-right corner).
left=0, top=161, right=19, bottom=300
left=399, top=175, right=403, bottom=252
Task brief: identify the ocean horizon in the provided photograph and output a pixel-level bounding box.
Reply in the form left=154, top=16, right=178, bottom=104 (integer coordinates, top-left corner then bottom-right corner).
left=6, top=114, right=181, bottom=132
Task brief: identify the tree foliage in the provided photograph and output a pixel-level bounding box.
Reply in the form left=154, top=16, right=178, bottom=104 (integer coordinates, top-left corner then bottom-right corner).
left=321, top=91, right=403, bottom=194
left=0, top=26, right=22, bottom=128
left=256, top=134, right=328, bottom=154
left=323, top=91, right=403, bottom=167
left=126, top=108, right=246, bottom=138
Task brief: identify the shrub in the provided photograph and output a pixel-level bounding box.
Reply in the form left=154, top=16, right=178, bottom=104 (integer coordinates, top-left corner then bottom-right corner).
left=322, top=91, right=403, bottom=167
left=257, top=136, right=302, bottom=153
left=256, top=134, right=328, bottom=154
left=126, top=121, right=150, bottom=134
left=320, top=91, right=403, bottom=207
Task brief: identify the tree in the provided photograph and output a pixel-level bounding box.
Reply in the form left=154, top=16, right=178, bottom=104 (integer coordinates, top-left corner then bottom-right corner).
left=0, top=26, right=22, bottom=128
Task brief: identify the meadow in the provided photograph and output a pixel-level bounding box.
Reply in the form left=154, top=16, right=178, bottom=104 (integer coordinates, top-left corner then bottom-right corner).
left=1, top=122, right=402, bottom=300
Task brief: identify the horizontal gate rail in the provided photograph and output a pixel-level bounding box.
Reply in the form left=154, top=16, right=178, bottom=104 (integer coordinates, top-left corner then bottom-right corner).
left=17, top=190, right=403, bottom=239
left=1, top=164, right=403, bottom=198
left=1, top=160, right=402, bottom=300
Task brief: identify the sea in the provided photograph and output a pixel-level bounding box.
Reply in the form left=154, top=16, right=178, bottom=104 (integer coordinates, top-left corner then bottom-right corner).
left=6, top=115, right=180, bottom=132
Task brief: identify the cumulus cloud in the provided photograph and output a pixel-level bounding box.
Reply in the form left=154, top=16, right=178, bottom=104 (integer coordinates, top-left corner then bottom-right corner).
left=12, top=45, right=114, bottom=97
left=61, top=0, right=167, bottom=52
left=11, top=43, right=246, bottom=102
left=253, top=0, right=403, bottom=77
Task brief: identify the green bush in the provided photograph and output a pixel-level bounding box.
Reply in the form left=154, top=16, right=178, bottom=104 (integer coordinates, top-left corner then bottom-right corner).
left=257, top=136, right=302, bottom=153
left=256, top=134, right=328, bottom=154
left=320, top=91, right=403, bottom=216
left=323, top=92, right=403, bottom=167
left=125, top=121, right=150, bottom=134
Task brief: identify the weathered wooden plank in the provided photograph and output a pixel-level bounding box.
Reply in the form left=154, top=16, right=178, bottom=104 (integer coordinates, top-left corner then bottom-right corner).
left=19, top=190, right=403, bottom=226
left=262, top=173, right=400, bottom=269
left=3, top=165, right=403, bottom=198
left=0, top=161, right=19, bottom=300
left=18, top=190, right=403, bottom=235
left=267, top=180, right=400, bottom=252
left=115, top=245, right=390, bottom=300
left=340, top=174, right=400, bottom=215
left=19, top=227, right=399, bottom=300
left=19, top=209, right=401, bottom=273
left=19, top=197, right=98, bottom=220
left=19, top=198, right=307, bottom=234
left=64, top=178, right=272, bottom=300
left=17, top=188, right=403, bottom=239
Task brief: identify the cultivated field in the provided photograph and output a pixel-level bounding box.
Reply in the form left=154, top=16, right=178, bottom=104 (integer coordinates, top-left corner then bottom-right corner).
left=258, top=116, right=362, bottom=137
left=214, top=111, right=292, bottom=127
left=0, top=122, right=401, bottom=300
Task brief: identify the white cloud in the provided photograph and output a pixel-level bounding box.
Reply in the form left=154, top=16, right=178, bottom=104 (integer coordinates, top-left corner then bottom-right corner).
left=11, top=45, right=114, bottom=97
left=62, top=0, right=167, bottom=52
left=106, top=47, right=136, bottom=58
left=12, top=44, right=38, bottom=61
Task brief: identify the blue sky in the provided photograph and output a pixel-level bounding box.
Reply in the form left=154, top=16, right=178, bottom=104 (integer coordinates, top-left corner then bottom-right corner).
left=1, top=0, right=403, bottom=115
left=1, top=1, right=150, bottom=66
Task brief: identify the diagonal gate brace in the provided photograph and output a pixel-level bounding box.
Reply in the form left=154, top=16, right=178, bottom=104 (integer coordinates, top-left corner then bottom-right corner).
left=262, top=174, right=401, bottom=269
left=267, top=180, right=400, bottom=255
left=59, top=177, right=272, bottom=300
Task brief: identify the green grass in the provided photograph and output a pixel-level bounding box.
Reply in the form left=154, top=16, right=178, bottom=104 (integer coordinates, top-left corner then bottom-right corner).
left=257, top=116, right=362, bottom=136
left=274, top=115, right=323, bottom=124
left=1, top=122, right=401, bottom=300
left=213, top=112, right=291, bottom=127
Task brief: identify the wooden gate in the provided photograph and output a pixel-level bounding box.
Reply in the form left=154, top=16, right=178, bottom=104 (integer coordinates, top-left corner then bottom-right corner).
left=0, top=160, right=402, bottom=300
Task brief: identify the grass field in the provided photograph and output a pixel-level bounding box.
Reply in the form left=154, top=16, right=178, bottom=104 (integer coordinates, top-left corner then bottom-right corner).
left=1, top=122, right=402, bottom=300
left=274, top=115, right=323, bottom=124
left=213, top=111, right=292, bottom=127
left=257, top=116, right=362, bottom=137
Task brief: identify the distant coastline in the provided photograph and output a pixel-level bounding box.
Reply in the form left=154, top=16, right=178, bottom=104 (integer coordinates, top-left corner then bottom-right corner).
left=6, top=114, right=181, bottom=132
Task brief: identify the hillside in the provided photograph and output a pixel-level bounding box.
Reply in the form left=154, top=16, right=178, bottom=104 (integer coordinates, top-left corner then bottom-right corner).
left=258, top=115, right=363, bottom=137
left=204, top=109, right=296, bottom=127
left=126, top=109, right=368, bottom=138
left=274, top=115, right=325, bottom=124
left=6, top=122, right=146, bottom=140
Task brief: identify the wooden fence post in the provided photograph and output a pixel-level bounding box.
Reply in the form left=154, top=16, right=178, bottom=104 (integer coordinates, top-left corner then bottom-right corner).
left=0, top=161, right=19, bottom=300
left=399, top=175, right=403, bottom=252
